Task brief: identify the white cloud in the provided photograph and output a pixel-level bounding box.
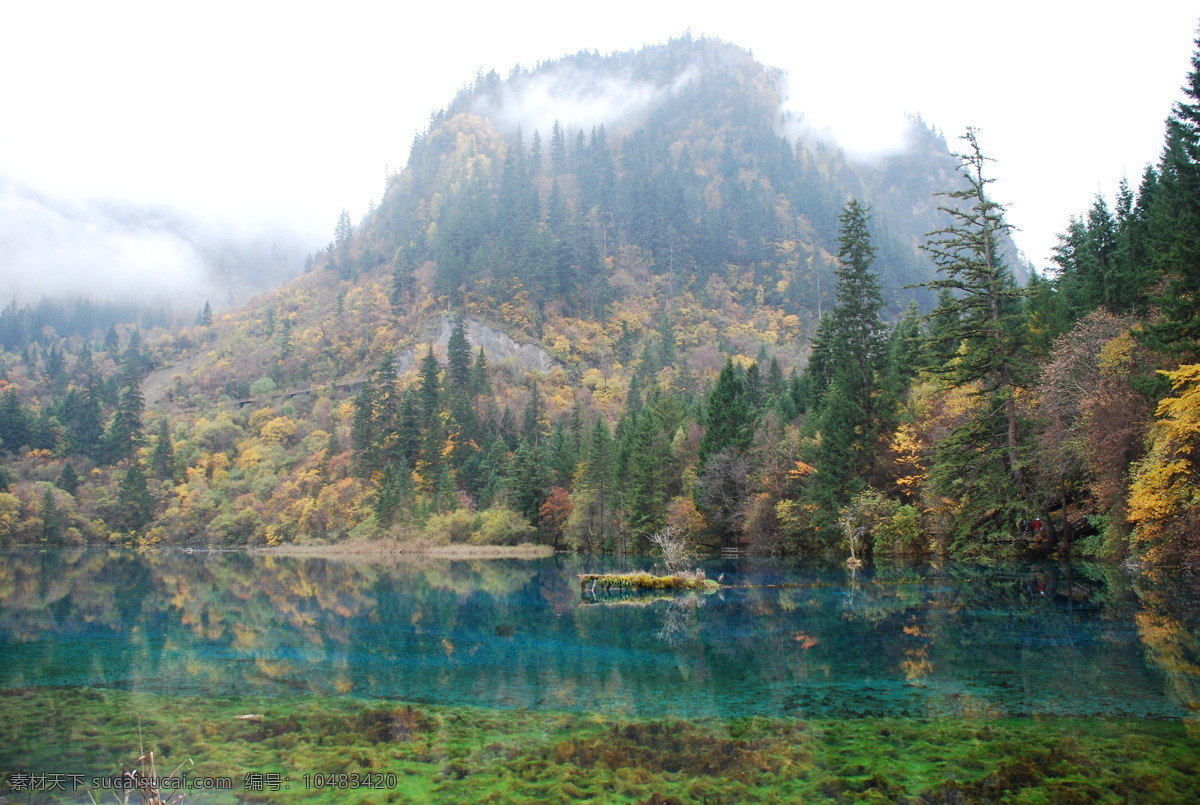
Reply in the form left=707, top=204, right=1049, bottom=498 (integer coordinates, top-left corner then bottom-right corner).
left=0, top=179, right=213, bottom=304
left=471, top=62, right=691, bottom=138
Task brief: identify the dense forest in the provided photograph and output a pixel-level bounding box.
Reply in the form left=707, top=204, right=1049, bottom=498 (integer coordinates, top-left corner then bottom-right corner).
left=2, top=34, right=1200, bottom=568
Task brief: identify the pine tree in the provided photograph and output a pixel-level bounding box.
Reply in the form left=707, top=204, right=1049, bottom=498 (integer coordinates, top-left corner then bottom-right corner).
left=1144, top=35, right=1200, bottom=359
left=469, top=347, right=491, bottom=398
left=623, top=406, right=671, bottom=536
left=56, top=462, right=80, bottom=496
left=919, top=128, right=1031, bottom=535
left=103, top=324, right=120, bottom=359
left=41, top=487, right=62, bottom=543
left=66, top=382, right=105, bottom=460
left=803, top=199, right=888, bottom=522
left=0, top=389, right=31, bottom=453
left=547, top=421, right=578, bottom=489
left=508, top=440, right=549, bottom=526
left=104, top=350, right=145, bottom=465
left=699, top=359, right=754, bottom=467
left=522, top=381, right=546, bottom=445
left=150, top=419, right=177, bottom=482
left=418, top=346, right=440, bottom=425
left=446, top=319, right=473, bottom=391
left=550, top=120, right=567, bottom=175
left=117, top=461, right=154, bottom=534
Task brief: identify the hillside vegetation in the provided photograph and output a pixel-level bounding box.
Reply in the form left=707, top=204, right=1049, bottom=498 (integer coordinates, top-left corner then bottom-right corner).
left=3, top=34, right=1200, bottom=568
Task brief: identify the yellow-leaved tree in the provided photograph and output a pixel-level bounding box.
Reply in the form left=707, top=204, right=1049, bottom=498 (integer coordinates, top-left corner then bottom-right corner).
left=1128, top=364, right=1200, bottom=567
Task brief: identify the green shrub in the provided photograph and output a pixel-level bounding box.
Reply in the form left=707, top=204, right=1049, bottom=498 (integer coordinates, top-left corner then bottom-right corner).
left=840, top=489, right=926, bottom=556
left=471, top=507, right=535, bottom=545
left=423, top=509, right=477, bottom=544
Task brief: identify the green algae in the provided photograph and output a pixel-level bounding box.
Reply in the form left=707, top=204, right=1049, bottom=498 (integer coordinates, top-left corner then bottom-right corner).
left=2, top=688, right=1197, bottom=804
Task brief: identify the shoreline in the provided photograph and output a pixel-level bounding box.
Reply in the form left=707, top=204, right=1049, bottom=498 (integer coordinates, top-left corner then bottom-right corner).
left=247, top=539, right=556, bottom=560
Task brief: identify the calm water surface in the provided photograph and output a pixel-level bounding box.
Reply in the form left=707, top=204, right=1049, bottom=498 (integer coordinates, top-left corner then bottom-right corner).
left=2, top=550, right=1197, bottom=722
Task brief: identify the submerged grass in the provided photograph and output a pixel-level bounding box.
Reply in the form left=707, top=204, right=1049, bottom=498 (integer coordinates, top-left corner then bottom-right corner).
left=1, top=687, right=1196, bottom=804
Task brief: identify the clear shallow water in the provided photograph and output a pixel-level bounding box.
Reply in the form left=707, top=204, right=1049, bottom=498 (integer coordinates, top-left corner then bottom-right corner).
left=1, top=550, right=1197, bottom=723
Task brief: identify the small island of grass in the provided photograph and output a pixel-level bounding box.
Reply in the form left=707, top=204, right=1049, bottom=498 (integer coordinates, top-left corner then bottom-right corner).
left=578, top=570, right=720, bottom=593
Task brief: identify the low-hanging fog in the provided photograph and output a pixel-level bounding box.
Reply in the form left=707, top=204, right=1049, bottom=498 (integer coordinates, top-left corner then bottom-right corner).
left=1, top=176, right=311, bottom=311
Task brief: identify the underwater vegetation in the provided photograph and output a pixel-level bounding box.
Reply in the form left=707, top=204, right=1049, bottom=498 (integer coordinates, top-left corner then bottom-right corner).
left=2, top=687, right=1197, bottom=804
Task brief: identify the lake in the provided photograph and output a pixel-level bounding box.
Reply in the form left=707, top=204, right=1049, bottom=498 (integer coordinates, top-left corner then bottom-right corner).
left=1, top=550, right=1198, bottom=802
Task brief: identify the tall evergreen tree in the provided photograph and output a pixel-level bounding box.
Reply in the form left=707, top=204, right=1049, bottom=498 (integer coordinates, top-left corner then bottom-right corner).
left=509, top=440, right=549, bottom=527
left=920, top=128, right=1031, bottom=535
left=418, top=346, right=441, bottom=425
left=150, top=419, right=177, bottom=482
left=104, top=350, right=145, bottom=465
left=117, top=461, right=154, bottom=534
left=446, top=320, right=473, bottom=391
left=804, top=199, right=888, bottom=521
left=699, top=359, right=754, bottom=467
left=1144, top=35, right=1200, bottom=359
left=41, top=487, right=62, bottom=543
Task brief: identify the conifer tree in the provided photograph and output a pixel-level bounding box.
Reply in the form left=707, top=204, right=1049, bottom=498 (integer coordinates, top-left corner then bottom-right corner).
left=41, top=487, right=62, bottom=543
left=418, top=346, right=440, bottom=425
left=104, top=349, right=145, bottom=465
left=446, top=320, right=473, bottom=391
left=1144, top=35, right=1200, bottom=359
left=920, top=128, right=1031, bottom=535
left=150, top=419, right=177, bottom=482
left=509, top=440, right=549, bottom=526
left=469, top=347, right=491, bottom=398
left=56, top=462, right=80, bottom=496
left=117, top=461, right=153, bottom=534
left=804, top=199, right=888, bottom=521
left=623, top=404, right=672, bottom=536
left=699, top=359, right=754, bottom=467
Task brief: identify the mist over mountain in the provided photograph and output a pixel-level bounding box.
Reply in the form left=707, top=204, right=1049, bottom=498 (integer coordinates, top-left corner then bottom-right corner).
left=348, top=34, right=1020, bottom=334
left=1, top=176, right=310, bottom=311
left=1, top=34, right=1063, bottom=557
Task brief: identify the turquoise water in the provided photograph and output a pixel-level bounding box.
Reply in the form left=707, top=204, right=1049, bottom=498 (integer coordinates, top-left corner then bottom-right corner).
left=1, top=550, right=1196, bottom=722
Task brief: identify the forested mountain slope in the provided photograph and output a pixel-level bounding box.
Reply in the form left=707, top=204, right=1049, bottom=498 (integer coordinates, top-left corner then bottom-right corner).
left=6, top=31, right=1200, bottom=570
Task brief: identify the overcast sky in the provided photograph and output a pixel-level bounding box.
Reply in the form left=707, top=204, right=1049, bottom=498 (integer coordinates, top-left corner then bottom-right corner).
left=2, top=0, right=1197, bottom=297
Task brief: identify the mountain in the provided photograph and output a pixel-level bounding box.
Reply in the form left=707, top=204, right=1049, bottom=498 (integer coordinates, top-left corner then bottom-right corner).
left=0, top=35, right=1024, bottom=550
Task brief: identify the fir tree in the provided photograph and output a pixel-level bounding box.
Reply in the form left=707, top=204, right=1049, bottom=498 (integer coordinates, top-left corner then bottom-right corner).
left=804, top=199, right=888, bottom=521
left=1144, top=35, right=1200, bottom=358
left=469, top=347, right=491, bottom=398
left=623, top=405, right=671, bottom=536
left=56, top=462, right=80, bottom=496
left=509, top=440, right=549, bottom=527
left=104, top=351, right=145, bottom=465
left=919, top=128, right=1032, bottom=537
left=150, top=419, right=176, bottom=482
left=117, top=461, right=154, bottom=534
left=699, top=359, right=754, bottom=467
left=41, top=487, right=62, bottom=543
left=446, top=319, right=473, bottom=391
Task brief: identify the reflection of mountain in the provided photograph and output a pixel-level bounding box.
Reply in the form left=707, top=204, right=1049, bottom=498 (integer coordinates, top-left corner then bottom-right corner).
left=0, top=552, right=1194, bottom=722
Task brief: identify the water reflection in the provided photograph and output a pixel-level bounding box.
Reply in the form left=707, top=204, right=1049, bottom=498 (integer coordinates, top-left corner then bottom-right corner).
left=0, top=550, right=1196, bottom=723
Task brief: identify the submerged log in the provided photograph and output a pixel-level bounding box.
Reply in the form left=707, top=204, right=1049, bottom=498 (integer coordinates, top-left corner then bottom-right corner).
left=578, top=572, right=720, bottom=593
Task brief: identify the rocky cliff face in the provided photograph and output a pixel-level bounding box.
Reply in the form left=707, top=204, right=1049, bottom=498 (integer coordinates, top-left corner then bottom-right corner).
left=394, top=313, right=559, bottom=376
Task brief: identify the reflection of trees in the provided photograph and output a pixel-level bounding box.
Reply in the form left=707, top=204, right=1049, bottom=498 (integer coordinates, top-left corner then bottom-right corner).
left=0, top=550, right=543, bottom=698
left=2, top=553, right=1196, bottom=721
left=655, top=595, right=704, bottom=646
left=1133, top=570, right=1200, bottom=735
